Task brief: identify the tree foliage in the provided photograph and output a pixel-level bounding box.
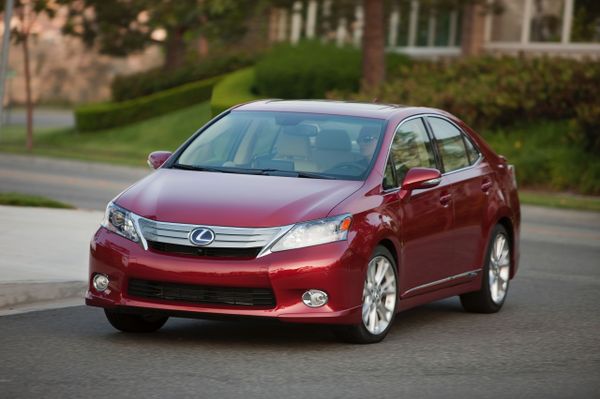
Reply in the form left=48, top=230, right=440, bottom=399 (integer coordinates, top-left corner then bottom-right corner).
left=60, top=0, right=256, bottom=69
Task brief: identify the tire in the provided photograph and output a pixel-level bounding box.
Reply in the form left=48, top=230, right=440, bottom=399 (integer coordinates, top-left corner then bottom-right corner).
left=334, top=246, right=398, bottom=344
left=104, top=309, right=168, bottom=333
left=460, top=224, right=511, bottom=313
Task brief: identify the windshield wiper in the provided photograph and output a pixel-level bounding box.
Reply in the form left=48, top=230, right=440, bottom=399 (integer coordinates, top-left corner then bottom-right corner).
left=172, top=164, right=336, bottom=179
left=259, top=169, right=337, bottom=180
left=172, top=164, right=226, bottom=173
left=172, top=163, right=264, bottom=175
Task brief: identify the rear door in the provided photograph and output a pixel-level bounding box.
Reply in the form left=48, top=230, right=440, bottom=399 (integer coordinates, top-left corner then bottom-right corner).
left=426, top=116, right=491, bottom=276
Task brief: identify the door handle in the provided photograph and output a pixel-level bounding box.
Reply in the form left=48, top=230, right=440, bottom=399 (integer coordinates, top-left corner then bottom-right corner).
left=481, top=179, right=493, bottom=192
left=440, top=193, right=452, bottom=206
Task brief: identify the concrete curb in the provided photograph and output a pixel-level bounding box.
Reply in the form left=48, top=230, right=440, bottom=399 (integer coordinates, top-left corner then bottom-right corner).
left=0, top=281, right=87, bottom=311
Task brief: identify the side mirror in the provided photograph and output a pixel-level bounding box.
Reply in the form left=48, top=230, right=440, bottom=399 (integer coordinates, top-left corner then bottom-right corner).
left=401, top=167, right=442, bottom=191
left=147, top=151, right=172, bottom=170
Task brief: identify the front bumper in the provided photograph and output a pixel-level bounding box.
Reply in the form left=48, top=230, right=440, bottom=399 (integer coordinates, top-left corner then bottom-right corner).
left=86, top=228, right=367, bottom=325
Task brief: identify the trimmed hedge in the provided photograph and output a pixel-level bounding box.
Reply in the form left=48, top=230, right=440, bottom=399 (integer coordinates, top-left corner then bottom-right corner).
left=210, top=67, right=262, bottom=116
left=255, top=41, right=410, bottom=99
left=111, top=53, right=256, bottom=101
left=75, top=77, right=220, bottom=132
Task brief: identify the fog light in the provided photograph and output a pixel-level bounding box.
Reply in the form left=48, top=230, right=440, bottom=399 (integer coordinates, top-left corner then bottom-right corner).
left=302, top=289, right=328, bottom=308
left=92, top=274, right=109, bottom=292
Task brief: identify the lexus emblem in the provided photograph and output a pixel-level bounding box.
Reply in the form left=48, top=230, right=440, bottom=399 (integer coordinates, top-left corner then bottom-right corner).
left=189, top=228, right=215, bottom=246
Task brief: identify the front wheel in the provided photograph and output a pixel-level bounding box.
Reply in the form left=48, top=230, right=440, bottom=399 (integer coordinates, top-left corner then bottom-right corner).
left=460, top=225, right=511, bottom=313
left=104, top=309, right=168, bottom=333
left=334, top=246, right=398, bottom=344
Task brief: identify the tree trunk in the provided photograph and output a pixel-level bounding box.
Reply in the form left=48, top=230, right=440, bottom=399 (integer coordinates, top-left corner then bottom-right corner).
left=361, top=0, right=385, bottom=93
left=164, top=27, right=187, bottom=71
left=22, top=33, right=33, bottom=151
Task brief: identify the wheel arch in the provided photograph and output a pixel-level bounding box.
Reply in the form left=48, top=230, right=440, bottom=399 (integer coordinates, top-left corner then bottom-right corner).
left=377, top=238, right=399, bottom=269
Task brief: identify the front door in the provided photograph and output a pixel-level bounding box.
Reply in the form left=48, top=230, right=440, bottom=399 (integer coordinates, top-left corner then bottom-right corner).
left=383, top=117, right=455, bottom=296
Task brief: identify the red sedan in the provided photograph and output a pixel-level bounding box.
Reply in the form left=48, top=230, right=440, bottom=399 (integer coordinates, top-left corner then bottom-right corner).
left=87, top=100, right=520, bottom=343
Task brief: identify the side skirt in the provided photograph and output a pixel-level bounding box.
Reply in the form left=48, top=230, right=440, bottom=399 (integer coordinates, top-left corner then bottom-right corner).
left=397, top=274, right=482, bottom=313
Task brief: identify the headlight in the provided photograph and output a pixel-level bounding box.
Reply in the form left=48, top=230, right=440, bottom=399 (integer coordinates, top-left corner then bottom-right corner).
left=270, top=214, right=352, bottom=252
left=101, top=202, right=140, bottom=243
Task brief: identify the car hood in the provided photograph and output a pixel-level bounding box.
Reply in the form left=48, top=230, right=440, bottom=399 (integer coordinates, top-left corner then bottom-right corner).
left=116, top=169, right=364, bottom=227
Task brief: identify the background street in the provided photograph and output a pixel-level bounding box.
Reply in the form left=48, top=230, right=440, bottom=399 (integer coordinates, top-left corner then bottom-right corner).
left=0, top=155, right=598, bottom=398
left=0, top=154, right=148, bottom=210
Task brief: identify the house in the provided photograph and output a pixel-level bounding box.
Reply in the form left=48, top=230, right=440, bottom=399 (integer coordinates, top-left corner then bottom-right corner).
left=270, top=0, right=600, bottom=58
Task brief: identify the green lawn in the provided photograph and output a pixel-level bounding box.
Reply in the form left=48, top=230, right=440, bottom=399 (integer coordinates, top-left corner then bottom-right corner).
left=519, top=190, right=600, bottom=212
left=0, top=192, right=74, bottom=209
left=0, top=101, right=212, bottom=167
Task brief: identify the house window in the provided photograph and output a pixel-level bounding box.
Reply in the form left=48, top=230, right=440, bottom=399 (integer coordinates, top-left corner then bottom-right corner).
left=387, top=0, right=462, bottom=54
left=487, top=0, right=600, bottom=46
left=529, top=0, right=565, bottom=42
left=571, top=0, right=600, bottom=42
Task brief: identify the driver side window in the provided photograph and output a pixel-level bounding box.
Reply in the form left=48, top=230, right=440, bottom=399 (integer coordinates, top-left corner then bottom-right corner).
left=390, top=118, right=436, bottom=184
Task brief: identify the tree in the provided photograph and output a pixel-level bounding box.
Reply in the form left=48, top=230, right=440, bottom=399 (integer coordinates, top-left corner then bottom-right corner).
left=361, top=0, right=385, bottom=92
left=62, top=0, right=254, bottom=71
left=1, top=0, right=60, bottom=151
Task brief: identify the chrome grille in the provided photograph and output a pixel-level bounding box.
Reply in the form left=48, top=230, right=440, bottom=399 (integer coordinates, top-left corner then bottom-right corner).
left=137, top=218, right=285, bottom=250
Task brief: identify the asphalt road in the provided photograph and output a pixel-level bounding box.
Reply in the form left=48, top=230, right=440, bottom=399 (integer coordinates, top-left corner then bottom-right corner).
left=0, top=199, right=599, bottom=398
left=0, top=154, right=148, bottom=210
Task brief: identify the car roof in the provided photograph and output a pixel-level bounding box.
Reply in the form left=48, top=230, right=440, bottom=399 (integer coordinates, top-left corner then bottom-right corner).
left=234, top=100, right=442, bottom=120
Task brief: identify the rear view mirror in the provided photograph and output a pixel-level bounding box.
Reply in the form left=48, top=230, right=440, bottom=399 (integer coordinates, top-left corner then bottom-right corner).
left=401, top=167, right=442, bottom=191
left=147, top=151, right=172, bottom=169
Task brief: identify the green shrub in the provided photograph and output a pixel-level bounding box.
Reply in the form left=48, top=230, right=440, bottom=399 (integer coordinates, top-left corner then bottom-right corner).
left=210, top=67, right=262, bottom=116
left=337, top=56, right=600, bottom=130
left=483, top=120, right=600, bottom=195
left=111, top=53, right=255, bottom=101
left=76, top=77, right=219, bottom=131
left=255, top=41, right=410, bottom=99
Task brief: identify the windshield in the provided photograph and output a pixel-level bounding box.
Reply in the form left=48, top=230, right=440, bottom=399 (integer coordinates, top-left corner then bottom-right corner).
left=175, top=111, right=386, bottom=180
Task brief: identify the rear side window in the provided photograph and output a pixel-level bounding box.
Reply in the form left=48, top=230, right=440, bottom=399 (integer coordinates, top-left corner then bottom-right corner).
left=390, top=118, right=436, bottom=184
left=463, top=135, right=480, bottom=165
left=428, top=117, right=469, bottom=172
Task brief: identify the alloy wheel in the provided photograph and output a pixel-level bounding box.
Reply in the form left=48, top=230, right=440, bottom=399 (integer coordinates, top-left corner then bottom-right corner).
left=362, top=255, right=397, bottom=335
left=489, top=233, right=510, bottom=305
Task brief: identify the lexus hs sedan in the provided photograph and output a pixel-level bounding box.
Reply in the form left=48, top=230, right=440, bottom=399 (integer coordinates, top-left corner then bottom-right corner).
left=87, top=100, right=520, bottom=344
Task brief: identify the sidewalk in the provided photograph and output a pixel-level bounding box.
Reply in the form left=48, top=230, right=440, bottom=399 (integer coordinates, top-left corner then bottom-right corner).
left=0, top=205, right=102, bottom=314
left=2, top=107, right=74, bottom=129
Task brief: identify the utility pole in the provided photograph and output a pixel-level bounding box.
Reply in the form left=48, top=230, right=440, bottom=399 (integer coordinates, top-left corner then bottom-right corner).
left=0, top=0, right=15, bottom=130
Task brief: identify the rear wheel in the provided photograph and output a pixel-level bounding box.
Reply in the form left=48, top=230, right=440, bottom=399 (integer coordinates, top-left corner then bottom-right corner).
left=104, top=309, right=168, bottom=333
left=334, top=246, right=398, bottom=344
left=460, top=225, right=511, bottom=313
